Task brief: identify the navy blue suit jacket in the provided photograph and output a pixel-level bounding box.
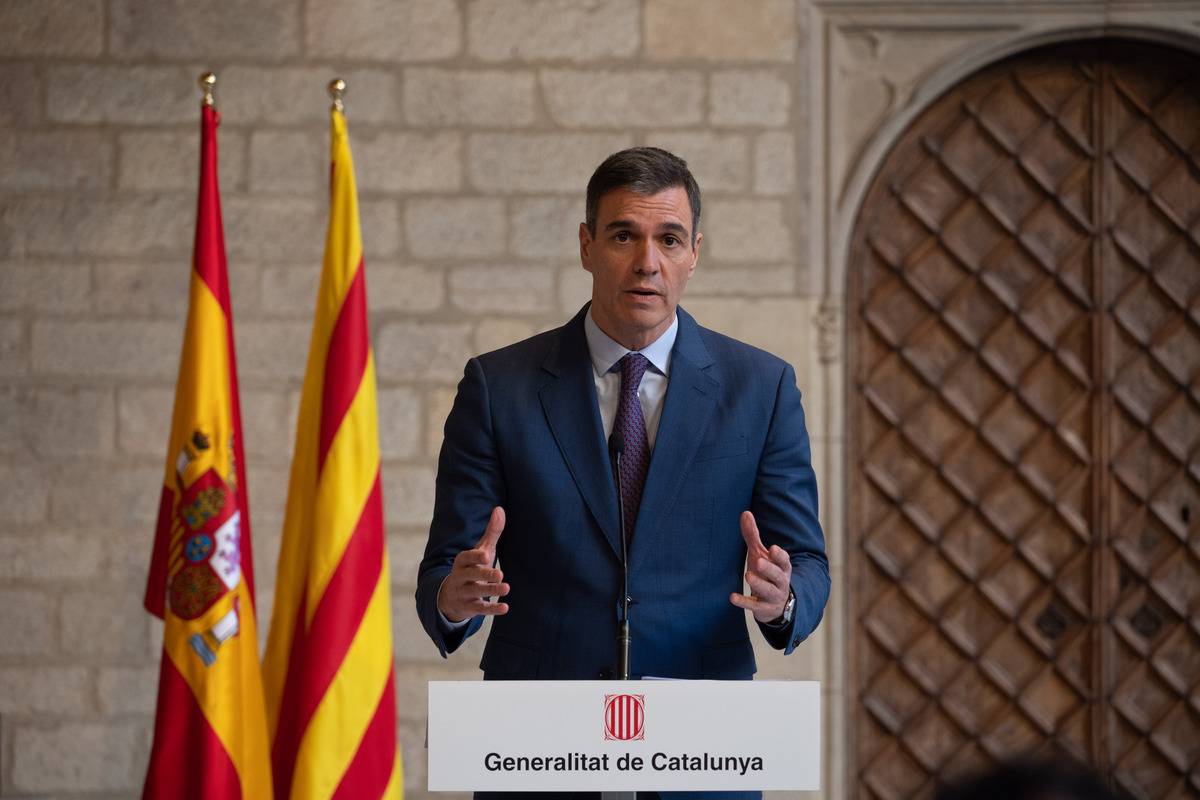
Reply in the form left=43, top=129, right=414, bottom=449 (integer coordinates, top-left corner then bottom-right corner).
left=416, top=305, right=829, bottom=798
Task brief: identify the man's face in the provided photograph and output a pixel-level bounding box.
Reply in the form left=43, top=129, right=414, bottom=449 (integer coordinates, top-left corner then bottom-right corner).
left=579, top=186, right=701, bottom=351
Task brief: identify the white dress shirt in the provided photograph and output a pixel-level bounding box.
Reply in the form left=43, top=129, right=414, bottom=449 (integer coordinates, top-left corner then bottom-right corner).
left=584, top=309, right=677, bottom=449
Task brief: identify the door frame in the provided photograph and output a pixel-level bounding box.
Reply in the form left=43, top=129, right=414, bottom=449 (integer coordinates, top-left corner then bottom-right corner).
left=799, top=3, right=1200, bottom=793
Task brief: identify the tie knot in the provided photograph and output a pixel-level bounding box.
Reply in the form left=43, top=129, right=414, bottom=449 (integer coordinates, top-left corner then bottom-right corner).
left=619, top=352, right=650, bottom=389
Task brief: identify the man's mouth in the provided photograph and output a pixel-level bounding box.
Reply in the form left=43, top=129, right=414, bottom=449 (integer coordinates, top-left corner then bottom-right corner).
left=627, top=288, right=660, bottom=297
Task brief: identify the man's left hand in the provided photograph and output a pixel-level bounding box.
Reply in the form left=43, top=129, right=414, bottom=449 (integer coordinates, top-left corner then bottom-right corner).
left=730, top=510, right=793, bottom=624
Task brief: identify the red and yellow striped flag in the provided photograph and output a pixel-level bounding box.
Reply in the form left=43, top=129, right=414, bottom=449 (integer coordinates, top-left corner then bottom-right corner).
left=263, top=102, right=403, bottom=800
left=142, top=98, right=273, bottom=800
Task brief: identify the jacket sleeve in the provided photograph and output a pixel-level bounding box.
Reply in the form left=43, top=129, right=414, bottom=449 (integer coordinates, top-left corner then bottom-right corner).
left=751, top=362, right=830, bottom=654
left=415, top=356, right=506, bottom=657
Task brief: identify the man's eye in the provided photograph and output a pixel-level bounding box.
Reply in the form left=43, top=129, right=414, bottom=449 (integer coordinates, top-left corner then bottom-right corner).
left=614, top=232, right=631, bottom=242
left=663, top=235, right=679, bottom=247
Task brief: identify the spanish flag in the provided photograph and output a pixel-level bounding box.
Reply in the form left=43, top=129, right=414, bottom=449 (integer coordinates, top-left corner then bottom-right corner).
left=142, top=94, right=273, bottom=800
left=263, top=97, right=403, bottom=799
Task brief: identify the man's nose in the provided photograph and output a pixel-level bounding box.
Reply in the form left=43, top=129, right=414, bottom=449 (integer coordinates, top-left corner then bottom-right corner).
left=633, top=238, right=659, bottom=273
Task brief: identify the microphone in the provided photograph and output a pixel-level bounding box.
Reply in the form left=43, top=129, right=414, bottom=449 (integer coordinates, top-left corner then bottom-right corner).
left=608, top=430, right=631, bottom=681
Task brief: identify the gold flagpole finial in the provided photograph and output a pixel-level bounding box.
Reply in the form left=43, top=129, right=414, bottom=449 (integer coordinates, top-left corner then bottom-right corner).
left=199, top=72, right=216, bottom=107
left=329, top=78, right=346, bottom=113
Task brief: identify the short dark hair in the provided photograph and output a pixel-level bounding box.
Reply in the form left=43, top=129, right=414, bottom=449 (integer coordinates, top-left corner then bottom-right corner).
left=585, top=147, right=701, bottom=244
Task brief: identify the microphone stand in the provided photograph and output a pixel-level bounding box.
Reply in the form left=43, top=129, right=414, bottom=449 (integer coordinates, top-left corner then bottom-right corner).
left=609, top=431, right=632, bottom=681
left=605, top=431, right=636, bottom=800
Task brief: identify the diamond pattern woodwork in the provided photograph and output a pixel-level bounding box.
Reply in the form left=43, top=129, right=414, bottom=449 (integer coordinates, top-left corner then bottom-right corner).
left=850, top=41, right=1199, bottom=799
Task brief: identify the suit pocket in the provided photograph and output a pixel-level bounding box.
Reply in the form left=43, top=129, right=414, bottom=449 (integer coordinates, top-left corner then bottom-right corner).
left=694, top=434, right=747, bottom=462
left=480, top=634, right=540, bottom=679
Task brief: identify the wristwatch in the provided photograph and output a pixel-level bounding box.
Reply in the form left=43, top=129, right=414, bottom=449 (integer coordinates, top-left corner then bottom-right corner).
left=767, top=588, right=796, bottom=629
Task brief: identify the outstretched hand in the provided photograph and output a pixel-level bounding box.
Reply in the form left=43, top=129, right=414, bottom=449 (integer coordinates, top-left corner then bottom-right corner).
left=729, top=510, right=792, bottom=624
left=437, top=506, right=510, bottom=623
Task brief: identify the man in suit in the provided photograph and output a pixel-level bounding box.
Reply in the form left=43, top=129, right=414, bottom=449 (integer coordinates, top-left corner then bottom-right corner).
left=416, top=147, right=828, bottom=795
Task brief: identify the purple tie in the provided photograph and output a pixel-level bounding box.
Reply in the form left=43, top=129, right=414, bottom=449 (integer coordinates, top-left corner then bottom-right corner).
left=614, top=353, right=651, bottom=541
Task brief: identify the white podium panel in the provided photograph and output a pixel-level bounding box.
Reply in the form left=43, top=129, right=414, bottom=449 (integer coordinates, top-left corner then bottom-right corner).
left=427, top=680, right=820, bottom=792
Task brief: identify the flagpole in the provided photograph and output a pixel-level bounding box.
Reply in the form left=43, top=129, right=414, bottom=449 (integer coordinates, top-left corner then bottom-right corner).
left=199, top=71, right=215, bottom=107
left=329, top=77, right=346, bottom=112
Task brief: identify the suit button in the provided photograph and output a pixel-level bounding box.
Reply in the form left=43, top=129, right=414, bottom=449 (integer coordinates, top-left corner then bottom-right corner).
left=598, top=666, right=613, bottom=679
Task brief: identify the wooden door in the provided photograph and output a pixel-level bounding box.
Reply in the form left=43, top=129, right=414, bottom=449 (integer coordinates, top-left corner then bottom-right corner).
left=849, top=39, right=1200, bottom=799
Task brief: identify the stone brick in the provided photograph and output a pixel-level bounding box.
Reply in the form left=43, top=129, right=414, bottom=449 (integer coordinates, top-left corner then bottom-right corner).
left=542, top=70, right=703, bottom=128
left=0, top=262, right=90, bottom=312
left=61, top=589, right=149, bottom=659
left=91, top=260, right=195, bottom=319
left=468, top=0, right=638, bottom=62
left=711, top=70, right=792, bottom=127
left=243, top=463, right=290, bottom=530
left=0, top=590, right=55, bottom=656
left=249, top=130, right=324, bottom=194
left=0, top=131, right=112, bottom=190
left=234, top=320, right=312, bottom=380
left=387, top=532, right=429, bottom=588
left=392, top=593, right=448, bottom=663
left=362, top=200, right=403, bottom=259
left=378, top=387, right=422, bottom=461
left=221, top=66, right=400, bottom=125
left=0, top=63, right=40, bottom=127
left=450, top=265, right=555, bottom=314
left=405, top=69, right=537, bottom=128
left=12, top=722, right=141, bottom=793
left=646, top=132, right=750, bottom=193
left=687, top=265, right=796, bottom=296
left=703, top=199, right=792, bottom=262
left=259, top=265, right=318, bottom=318
left=0, top=533, right=105, bottom=580
left=32, top=320, right=180, bottom=378
left=1, top=195, right=193, bottom=258
left=0, top=667, right=90, bottom=715
left=95, top=527, right=148, bottom=584
left=48, top=65, right=195, bottom=124
left=511, top=197, right=584, bottom=260
left=754, top=131, right=796, bottom=195
left=224, top=197, right=324, bottom=262
left=382, top=465, right=435, bottom=527
left=97, top=666, right=158, bottom=715
left=51, top=464, right=162, bottom=528
left=0, top=0, right=102, bottom=56
left=119, top=129, right=246, bottom=192
left=356, top=132, right=462, bottom=193
left=0, top=462, right=48, bottom=523
left=425, top=386, right=457, bottom=458
left=405, top=198, right=505, bottom=259
left=680, top=298, right=809, bottom=369
left=0, top=387, right=114, bottom=457
left=559, top=265, right=593, bottom=315
left=377, top=322, right=473, bottom=382
left=307, top=0, right=459, bottom=60
left=110, top=0, right=298, bottom=58
left=369, top=263, right=445, bottom=313
left=645, top=0, right=795, bottom=62
left=474, top=318, right=537, bottom=354
left=469, top=133, right=631, bottom=193
left=240, top=388, right=294, bottom=462
left=0, top=318, right=28, bottom=376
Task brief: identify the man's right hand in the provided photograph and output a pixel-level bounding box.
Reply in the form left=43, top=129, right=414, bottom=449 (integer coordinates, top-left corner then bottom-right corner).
left=436, top=506, right=510, bottom=623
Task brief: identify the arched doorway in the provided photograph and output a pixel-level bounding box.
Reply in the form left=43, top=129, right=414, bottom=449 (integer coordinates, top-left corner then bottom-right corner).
left=848, top=38, right=1199, bottom=798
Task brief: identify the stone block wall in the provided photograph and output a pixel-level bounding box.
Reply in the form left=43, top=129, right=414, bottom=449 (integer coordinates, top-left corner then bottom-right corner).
left=0, top=1, right=825, bottom=797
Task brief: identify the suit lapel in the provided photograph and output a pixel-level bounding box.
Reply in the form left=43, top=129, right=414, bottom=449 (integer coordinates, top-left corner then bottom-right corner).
left=631, top=308, right=719, bottom=570
left=538, top=308, right=622, bottom=560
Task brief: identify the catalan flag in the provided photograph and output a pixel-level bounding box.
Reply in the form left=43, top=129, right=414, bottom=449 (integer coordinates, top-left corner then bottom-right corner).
left=142, top=92, right=273, bottom=800
left=263, top=97, right=403, bottom=799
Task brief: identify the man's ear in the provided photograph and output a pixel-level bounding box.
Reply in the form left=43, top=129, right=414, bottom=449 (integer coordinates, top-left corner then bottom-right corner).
left=688, top=231, right=702, bottom=278
left=579, top=222, right=594, bottom=273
